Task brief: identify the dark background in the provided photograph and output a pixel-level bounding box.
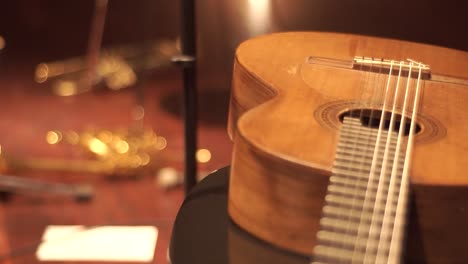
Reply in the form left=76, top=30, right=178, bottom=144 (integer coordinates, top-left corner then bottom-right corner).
left=1, top=0, right=467, bottom=91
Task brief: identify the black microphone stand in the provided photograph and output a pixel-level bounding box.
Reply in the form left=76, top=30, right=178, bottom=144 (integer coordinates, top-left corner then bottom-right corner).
left=172, top=0, right=198, bottom=194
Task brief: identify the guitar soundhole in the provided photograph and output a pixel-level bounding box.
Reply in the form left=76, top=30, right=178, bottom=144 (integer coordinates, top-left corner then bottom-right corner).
left=339, top=109, right=421, bottom=136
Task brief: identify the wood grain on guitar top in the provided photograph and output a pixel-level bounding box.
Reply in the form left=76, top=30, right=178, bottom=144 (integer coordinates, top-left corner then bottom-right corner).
left=227, top=32, right=468, bottom=262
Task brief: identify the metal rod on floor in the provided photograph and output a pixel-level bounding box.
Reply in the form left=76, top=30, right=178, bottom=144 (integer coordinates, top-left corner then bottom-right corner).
left=173, top=0, right=197, bottom=194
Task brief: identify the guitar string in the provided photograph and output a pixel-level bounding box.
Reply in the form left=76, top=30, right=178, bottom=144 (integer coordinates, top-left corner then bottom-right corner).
left=394, top=62, right=419, bottom=259
left=341, top=57, right=375, bottom=256
left=361, top=60, right=397, bottom=264
left=383, top=61, right=414, bottom=262
left=387, top=62, right=423, bottom=263
left=313, top=58, right=402, bottom=262
left=388, top=62, right=419, bottom=259
left=315, top=57, right=371, bottom=261
left=339, top=57, right=386, bottom=256
left=364, top=60, right=413, bottom=263
left=350, top=60, right=394, bottom=263
left=313, top=56, right=382, bottom=262
left=326, top=58, right=388, bottom=262
left=365, top=60, right=421, bottom=263
left=373, top=61, right=406, bottom=263
left=374, top=61, right=418, bottom=263
left=313, top=56, right=425, bottom=263
left=374, top=61, right=421, bottom=262
left=364, top=58, right=391, bottom=261
left=349, top=59, right=415, bottom=263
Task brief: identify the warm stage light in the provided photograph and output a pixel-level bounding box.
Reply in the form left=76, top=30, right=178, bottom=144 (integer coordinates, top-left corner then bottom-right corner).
left=46, top=131, right=62, bottom=145
left=247, top=0, right=271, bottom=36
left=0, top=36, right=5, bottom=50
left=196, top=149, right=212, bottom=163
left=114, top=140, right=129, bottom=154
left=35, top=63, right=49, bottom=83
left=88, top=138, right=108, bottom=156
left=248, top=0, right=270, bottom=9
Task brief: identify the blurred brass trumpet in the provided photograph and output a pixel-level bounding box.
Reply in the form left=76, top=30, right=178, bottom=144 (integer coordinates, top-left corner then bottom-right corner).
left=1, top=128, right=167, bottom=177
left=35, top=39, right=178, bottom=95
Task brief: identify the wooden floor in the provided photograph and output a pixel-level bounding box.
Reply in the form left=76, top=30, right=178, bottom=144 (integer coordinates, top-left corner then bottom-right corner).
left=0, top=60, right=232, bottom=263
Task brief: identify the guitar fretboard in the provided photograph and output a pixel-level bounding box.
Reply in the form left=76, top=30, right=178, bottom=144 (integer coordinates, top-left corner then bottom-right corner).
left=312, top=116, right=409, bottom=264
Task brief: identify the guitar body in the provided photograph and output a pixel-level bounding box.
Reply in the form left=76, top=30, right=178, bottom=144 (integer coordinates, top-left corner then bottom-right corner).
left=227, top=32, right=468, bottom=262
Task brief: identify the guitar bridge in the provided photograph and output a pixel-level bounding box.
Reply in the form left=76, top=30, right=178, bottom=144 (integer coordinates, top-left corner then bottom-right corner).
left=353, top=57, right=431, bottom=79
left=305, top=56, right=431, bottom=79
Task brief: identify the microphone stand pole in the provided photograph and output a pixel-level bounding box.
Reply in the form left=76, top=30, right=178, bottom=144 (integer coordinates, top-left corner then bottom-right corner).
left=173, top=0, right=197, bottom=194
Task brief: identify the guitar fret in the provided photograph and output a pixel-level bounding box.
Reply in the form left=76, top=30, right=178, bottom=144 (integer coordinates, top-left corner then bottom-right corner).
left=313, top=116, right=408, bottom=263
left=332, top=168, right=403, bottom=179
left=338, top=140, right=401, bottom=153
left=328, top=176, right=401, bottom=189
left=314, top=245, right=366, bottom=263
left=317, top=230, right=387, bottom=249
left=328, top=184, right=401, bottom=201
left=337, top=142, right=406, bottom=157
left=335, top=153, right=405, bottom=166
left=340, top=123, right=398, bottom=134
left=324, top=193, right=399, bottom=212
left=322, top=206, right=390, bottom=224
left=330, top=175, right=400, bottom=191
left=318, top=219, right=396, bottom=240
left=340, top=125, right=398, bottom=138
left=334, top=160, right=404, bottom=172
left=330, top=175, right=378, bottom=190
left=336, top=149, right=375, bottom=159
left=322, top=206, right=397, bottom=226
left=339, top=133, right=399, bottom=145
left=330, top=180, right=401, bottom=195
left=323, top=198, right=397, bottom=217
left=336, top=149, right=399, bottom=160
left=342, top=117, right=362, bottom=125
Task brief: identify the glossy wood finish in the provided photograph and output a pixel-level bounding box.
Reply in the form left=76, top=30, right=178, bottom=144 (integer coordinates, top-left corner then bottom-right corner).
left=227, top=32, right=468, bottom=262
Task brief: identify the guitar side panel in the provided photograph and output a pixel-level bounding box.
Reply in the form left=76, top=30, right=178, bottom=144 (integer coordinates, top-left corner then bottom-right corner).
left=227, top=58, right=277, bottom=140
left=228, top=131, right=329, bottom=255
left=228, top=54, right=330, bottom=254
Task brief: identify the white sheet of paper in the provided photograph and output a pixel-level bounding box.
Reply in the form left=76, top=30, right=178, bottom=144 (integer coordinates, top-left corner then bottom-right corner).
left=36, top=225, right=158, bottom=262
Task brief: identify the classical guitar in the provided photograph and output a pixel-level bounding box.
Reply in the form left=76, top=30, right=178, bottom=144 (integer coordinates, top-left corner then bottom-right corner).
left=227, top=32, right=468, bottom=263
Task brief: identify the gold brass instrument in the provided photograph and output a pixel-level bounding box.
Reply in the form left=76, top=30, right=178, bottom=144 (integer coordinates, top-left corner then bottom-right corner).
left=1, top=129, right=167, bottom=177
left=34, top=39, right=178, bottom=96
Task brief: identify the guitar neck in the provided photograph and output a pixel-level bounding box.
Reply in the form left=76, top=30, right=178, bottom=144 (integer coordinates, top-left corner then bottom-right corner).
left=313, top=116, right=410, bottom=263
